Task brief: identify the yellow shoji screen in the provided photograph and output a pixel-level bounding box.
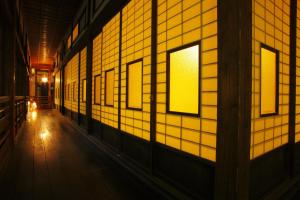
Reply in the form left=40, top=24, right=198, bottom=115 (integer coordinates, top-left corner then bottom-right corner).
left=73, top=24, right=79, bottom=41
left=80, top=47, right=87, bottom=115
left=101, top=13, right=120, bottom=129
left=67, top=35, right=72, bottom=49
left=55, top=74, right=60, bottom=106
left=156, top=0, right=218, bottom=161
left=251, top=0, right=290, bottom=159
left=92, top=33, right=102, bottom=121
left=260, top=45, right=278, bottom=116
left=168, top=43, right=200, bottom=115
left=64, top=62, right=72, bottom=110
left=127, top=61, right=143, bottom=109
left=296, top=4, right=300, bottom=143
left=95, top=75, right=101, bottom=104
left=73, top=82, right=76, bottom=101
left=71, top=54, right=79, bottom=113
left=83, top=80, right=86, bottom=101
left=105, top=69, right=114, bottom=106
left=121, top=0, right=151, bottom=141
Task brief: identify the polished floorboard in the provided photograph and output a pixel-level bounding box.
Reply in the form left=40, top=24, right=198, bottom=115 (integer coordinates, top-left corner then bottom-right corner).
left=0, top=110, right=162, bottom=200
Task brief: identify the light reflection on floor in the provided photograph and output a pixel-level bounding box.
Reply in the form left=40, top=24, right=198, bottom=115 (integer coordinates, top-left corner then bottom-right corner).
left=27, top=110, right=51, bottom=143
left=27, top=110, right=37, bottom=122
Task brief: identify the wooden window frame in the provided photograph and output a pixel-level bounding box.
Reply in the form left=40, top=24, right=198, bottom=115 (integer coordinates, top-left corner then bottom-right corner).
left=126, top=59, right=143, bottom=111
left=166, top=41, right=201, bottom=117
left=260, top=43, right=279, bottom=117
left=105, top=68, right=115, bottom=107
left=94, top=75, right=101, bottom=105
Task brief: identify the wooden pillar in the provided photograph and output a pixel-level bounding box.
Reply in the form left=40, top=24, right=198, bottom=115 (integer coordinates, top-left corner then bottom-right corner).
left=78, top=51, right=81, bottom=125
left=289, top=0, right=297, bottom=176
left=7, top=0, right=17, bottom=145
left=86, top=39, right=92, bottom=133
left=215, top=0, right=252, bottom=199
left=61, top=67, right=65, bottom=114
left=150, top=0, right=157, bottom=173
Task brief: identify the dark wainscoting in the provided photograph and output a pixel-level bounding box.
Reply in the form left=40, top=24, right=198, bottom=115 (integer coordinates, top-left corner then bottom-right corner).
left=250, top=144, right=289, bottom=200
left=101, top=123, right=120, bottom=150
left=79, top=114, right=87, bottom=129
left=153, top=143, right=215, bottom=200
left=71, top=112, right=78, bottom=122
left=64, top=108, right=72, bottom=119
left=121, top=132, right=151, bottom=170
left=294, top=143, right=300, bottom=176
left=91, top=118, right=101, bottom=138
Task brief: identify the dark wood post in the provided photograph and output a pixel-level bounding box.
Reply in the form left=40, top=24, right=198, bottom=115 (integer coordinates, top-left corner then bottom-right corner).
left=289, top=0, right=297, bottom=176
left=86, top=38, right=92, bottom=133
left=215, top=0, right=252, bottom=199
left=150, top=0, right=157, bottom=173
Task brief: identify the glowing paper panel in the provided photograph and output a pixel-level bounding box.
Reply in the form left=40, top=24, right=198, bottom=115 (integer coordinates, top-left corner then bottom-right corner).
left=82, top=79, right=86, bottom=102
left=260, top=45, right=278, bottom=116
left=73, top=82, right=76, bottom=101
left=73, top=24, right=79, bottom=41
left=168, top=44, right=200, bottom=115
left=127, top=60, right=142, bottom=109
left=94, top=75, right=101, bottom=104
left=105, top=69, right=114, bottom=106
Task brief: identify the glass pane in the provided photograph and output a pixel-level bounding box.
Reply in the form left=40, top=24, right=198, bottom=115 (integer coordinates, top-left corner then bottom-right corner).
left=261, top=46, right=277, bottom=115
left=95, top=76, right=101, bottom=104
left=127, top=61, right=142, bottom=109
left=105, top=70, right=114, bottom=106
left=169, top=44, right=199, bottom=115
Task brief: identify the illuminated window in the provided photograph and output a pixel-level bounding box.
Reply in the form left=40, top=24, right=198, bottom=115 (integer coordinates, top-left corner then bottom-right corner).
left=94, top=75, right=101, bottom=105
left=260, top=44, right=279, bottom=116
left=73, top=82, right=76, bottom=101
left=73, top=24, right=79, bottom=41
left=67, top=35, right=72, bottom=49
left=105, top=69, right=114, bottom=106
left=82, top=79, right=86, bottom=102
left=167, top=42, right=200, bottom=116
left=126, top=60, right=143, bottom=110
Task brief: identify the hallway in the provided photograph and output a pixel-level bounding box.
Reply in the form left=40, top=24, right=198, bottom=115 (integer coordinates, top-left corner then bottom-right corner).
left=0, top=110, right=162, bottom=200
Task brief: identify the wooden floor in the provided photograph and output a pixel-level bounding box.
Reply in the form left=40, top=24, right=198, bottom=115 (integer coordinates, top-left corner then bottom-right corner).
left=0, top=110, right=162, bottom=200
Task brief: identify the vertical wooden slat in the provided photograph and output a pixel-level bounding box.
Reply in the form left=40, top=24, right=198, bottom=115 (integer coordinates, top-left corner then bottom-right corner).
left=78, top=50, right=81, bottom=125
left=150, top=0, right=157, bottom=173
left=215, top=0, right=252, bottom=199
left=289, top=0, right=297, bottom=176
left=86, top=39, right=93, bottom=133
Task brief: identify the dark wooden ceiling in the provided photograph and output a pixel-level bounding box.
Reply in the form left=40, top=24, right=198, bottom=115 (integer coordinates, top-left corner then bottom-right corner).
left=21, top=0, right=83, bottom=67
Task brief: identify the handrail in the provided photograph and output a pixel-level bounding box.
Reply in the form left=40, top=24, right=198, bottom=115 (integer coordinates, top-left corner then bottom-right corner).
left=15, top=96, right=26, bottom=101
left=0, top=96, right=10, bottom=148
left=0, top=96, right=9, bottom=104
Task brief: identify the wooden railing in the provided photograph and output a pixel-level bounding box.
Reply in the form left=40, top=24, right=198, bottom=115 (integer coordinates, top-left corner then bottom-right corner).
left=0, top=96, right=10, bottom=149
left=29, top=96, right=52, bottom=109
left=15, top=96, right=27, bottom=134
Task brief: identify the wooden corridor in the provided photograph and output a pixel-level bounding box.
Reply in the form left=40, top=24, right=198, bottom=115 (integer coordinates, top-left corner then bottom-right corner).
left=0, top=110, right=162, bottom=200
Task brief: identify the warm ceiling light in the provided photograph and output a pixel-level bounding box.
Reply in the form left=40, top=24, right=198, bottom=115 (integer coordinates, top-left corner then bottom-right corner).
left=42, top=77, right=48, bottom=83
